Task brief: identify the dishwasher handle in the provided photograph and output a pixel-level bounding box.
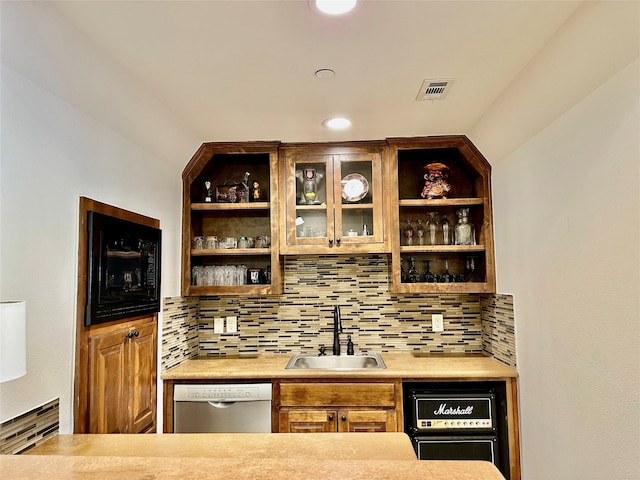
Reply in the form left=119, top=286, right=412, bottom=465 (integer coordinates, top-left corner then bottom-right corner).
left=207, top=401, right=236, bottom=409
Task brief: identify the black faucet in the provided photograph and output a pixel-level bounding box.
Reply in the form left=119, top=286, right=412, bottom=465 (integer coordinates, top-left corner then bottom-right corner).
left=332, top=305, right=343, bottom=356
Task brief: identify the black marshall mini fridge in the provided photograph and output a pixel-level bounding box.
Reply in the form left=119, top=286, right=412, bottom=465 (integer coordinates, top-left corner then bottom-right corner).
left=403, top=382, right=511, bottom=479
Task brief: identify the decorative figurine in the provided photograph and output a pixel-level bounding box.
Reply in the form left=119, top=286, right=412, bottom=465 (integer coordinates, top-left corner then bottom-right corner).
left=251, top=180, right=261, bottom=202
left=421, top=162, right=452, bottom=199
left=295, top=167, right=324, bottom=204
left=204, top=180, right=213, bottom=202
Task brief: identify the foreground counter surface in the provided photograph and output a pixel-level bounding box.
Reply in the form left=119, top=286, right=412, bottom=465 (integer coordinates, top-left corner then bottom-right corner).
left=7, top=433, right=507, bottom=480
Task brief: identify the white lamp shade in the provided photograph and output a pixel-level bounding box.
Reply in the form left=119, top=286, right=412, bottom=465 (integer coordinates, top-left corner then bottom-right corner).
left=0, top=301, right=27, bottom=382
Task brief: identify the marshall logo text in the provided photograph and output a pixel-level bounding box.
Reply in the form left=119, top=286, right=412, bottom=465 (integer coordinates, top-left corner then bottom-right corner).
left=433, top=403, right=474, bottom=416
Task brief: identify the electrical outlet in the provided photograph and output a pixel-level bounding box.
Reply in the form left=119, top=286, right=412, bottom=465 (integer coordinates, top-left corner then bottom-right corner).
left=214, top=317, right=225, bottom=333
left=431, top=314, right=444, bottom=332
left=226, top=316, right=238, bottom=333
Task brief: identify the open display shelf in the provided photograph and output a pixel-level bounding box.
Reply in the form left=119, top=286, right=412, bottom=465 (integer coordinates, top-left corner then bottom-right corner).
left=387, top=136, right=496, bottom=294
left=181, top=142, right=281, bottom=296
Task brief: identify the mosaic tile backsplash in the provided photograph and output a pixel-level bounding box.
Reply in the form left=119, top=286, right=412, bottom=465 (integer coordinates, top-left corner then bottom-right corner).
left=1, top=257, right=514, bottom=455
left=162, top=255, right=517, bottom=370
left=482, top=293, right=517, bottom=368
left=0, top=398, right=59, bottom=454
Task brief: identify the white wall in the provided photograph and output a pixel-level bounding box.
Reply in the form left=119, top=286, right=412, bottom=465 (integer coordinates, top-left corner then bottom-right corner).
left=497, top=58, right=638, bottom=480
left=471, top=3, right=640, bottom=478
left=0, top=2, right=199, bottom=432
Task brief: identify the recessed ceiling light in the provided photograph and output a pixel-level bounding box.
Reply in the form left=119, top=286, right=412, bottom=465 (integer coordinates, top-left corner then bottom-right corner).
left=323, top=117, right=351, bottom=130
left=310, top=0, right=357, bottom=16
left=315, top=69, right=336, bottom=79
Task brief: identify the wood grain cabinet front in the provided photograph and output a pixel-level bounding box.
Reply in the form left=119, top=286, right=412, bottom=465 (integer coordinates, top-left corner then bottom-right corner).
left=279, top=409, right=397, bottom=433
left=279, top=142, right=389, bottom=255
left=88, top=319, right=157, bottom=434
left=181, top=141, right=282, bottom=296
left=387, top=136, right=496, bottom=294
left=275, top=381, right=401, bottom=433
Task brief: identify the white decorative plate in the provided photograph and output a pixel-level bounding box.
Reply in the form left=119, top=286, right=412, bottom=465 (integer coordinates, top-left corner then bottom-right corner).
left=341, top=173, right=369, bottom=202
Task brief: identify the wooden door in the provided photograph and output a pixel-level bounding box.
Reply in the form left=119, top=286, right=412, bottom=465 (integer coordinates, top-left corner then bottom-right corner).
left=332, top=152, right=386, bottom=249
left=338, top=409, right=397, bottom=433
left=281, top=152, right=335, bottom=252
left=128, top=322, right=157, bottom=433
left=279, top=410, right=337, bottom=433
left=88, top=328, right=128, bottom=434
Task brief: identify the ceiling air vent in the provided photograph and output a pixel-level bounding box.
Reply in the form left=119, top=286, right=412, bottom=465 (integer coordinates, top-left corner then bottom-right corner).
left=416, top=79, right=455, bottom=101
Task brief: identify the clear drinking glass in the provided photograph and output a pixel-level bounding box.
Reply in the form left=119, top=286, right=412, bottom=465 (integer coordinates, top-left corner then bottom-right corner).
left=426, top=212, right=439, bottom=245
left=416, top=219, right=425, bottom=246
left=404, top=219, right=414, bottom=246
left=441, top=214, right=453, bottom=245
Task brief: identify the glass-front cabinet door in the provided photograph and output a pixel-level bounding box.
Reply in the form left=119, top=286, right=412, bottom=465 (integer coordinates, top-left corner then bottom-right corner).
left=280, top=143, right=388, bottom=254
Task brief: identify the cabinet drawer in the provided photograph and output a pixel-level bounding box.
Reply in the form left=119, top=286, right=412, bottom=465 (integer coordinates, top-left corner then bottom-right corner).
left=279, top=382, right=396, bottom=407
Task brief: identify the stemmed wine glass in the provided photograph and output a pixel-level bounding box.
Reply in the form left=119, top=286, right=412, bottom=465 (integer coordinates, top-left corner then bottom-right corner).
left=423, top=260, right=437, bottom=283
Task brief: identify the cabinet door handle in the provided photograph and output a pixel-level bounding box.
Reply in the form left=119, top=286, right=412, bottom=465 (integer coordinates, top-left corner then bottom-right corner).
left=328, top=414, right=334, bottom=421
left=336, top=238, right=341, bottom=245
left=125, top=332, right=133, bottom=339
left=341, top=415, right=347, bottom=422
left=133, top=330, right=139, bottom=337
left=328, top=239, right=334, bottom=246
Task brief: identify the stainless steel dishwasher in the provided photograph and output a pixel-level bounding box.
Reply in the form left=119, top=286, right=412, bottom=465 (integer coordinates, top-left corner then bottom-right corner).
left=173, top=383, right=272, bottom=433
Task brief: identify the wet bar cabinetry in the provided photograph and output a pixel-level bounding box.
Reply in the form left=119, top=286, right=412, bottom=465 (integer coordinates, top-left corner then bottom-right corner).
left=181, top=142, right=281, bottom=296
left=87, top=317, right=157, bottom=433
left=279, top=142, right=388, bottom=255
left=276, top=381, right=401, bottom=433
left=387, top=136, right=496, bottom=294
left=181, top=136, right=494, bottom=295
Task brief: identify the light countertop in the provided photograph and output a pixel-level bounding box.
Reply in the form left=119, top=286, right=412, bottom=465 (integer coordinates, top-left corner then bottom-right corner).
left=161, top=352, right=518, bottom=381
left=7, top=433, right=507, bottom=480
left=26, top=433, right=418, bottom=461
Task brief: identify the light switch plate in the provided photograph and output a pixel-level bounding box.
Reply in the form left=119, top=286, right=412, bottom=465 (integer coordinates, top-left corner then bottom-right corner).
left=214, top=317, right=225, bottom=333
left=432, top=314, right=444, bottom=332
left=226, top=316, right=238, bottom=333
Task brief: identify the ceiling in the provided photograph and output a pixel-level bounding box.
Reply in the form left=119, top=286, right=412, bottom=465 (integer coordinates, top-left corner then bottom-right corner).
left=51, top=0, right=581, bottom=144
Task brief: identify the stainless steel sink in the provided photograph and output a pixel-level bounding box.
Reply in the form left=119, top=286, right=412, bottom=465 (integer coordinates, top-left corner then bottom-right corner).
left=285, top=352, right=386, bottom=370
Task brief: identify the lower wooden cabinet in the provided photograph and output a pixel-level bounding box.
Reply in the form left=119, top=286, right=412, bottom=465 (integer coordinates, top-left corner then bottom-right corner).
left=88, top=318, right=157, bottom=433
left=275, top=381, right=401, bottom=433
left=279, top=408, right=397, bottom=433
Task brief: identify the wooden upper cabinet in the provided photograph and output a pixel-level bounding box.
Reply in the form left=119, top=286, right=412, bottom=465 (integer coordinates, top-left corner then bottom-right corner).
left=279, top=142, right=389, bottom=255
left=181, top=142, right=282, bottom=296
left=387, top=136, right=496, bottom=294
left=179, top=136, right=495, bottom=295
